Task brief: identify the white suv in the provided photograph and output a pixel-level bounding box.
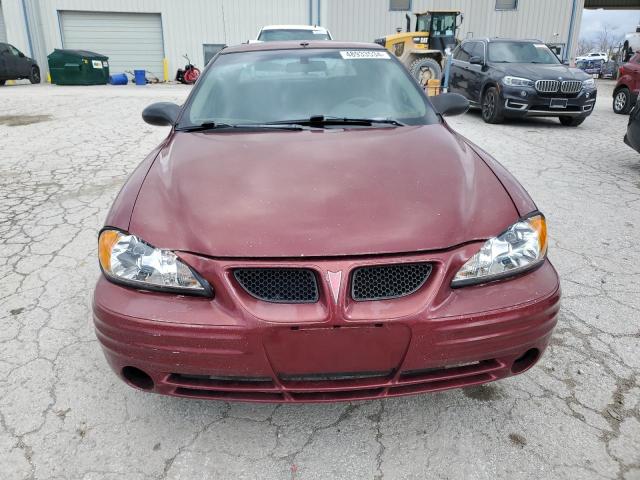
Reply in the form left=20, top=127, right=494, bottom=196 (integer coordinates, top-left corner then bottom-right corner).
left=254, top=25, right=332, bottom=42
left=577, top=52, right=609, bottom=63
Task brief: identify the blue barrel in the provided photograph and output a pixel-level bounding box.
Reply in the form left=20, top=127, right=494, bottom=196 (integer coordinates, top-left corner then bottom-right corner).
left=109, top=73, right=128, bottom=85
left=134, top=69, right=146, bottom=85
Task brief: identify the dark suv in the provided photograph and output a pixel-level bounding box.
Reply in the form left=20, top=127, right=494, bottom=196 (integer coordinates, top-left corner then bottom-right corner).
left=448, top=38, right=597, bottom=126
left=0, top=43, right=40, bottom=85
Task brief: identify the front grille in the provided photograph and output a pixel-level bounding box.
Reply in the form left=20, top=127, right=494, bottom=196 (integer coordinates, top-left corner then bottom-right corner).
left=351, top=263, right=432, bottom=301
left=535, top=80, right=560, bottom=93
left=234, top=268, right=319, bottom=303
left=561, top=80, right=583, bottom=94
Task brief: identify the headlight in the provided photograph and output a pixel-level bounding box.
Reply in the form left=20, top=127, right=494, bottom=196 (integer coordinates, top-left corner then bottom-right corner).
left=582, top=78, right=596, bottom=89
left=502, top=76, right=534, bottom=87
left=452, top=214, right=547, bottom=287
left=98, top=229, right=212, bottom=296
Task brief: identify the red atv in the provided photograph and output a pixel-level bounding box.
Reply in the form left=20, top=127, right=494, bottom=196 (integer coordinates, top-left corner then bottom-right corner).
left=175, top=54, right=201, bottom=85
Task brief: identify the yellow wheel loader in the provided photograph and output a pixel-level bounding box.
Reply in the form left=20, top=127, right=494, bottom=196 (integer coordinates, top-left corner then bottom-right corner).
left=375, top=11, right=463, bottom=88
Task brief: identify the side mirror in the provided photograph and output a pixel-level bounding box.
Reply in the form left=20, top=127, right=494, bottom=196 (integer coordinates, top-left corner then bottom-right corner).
left=142, top=102, right=180, bottom=126
left=469, top=56, right=483, bottom=65
left=430, top=93, right=469, bottom=116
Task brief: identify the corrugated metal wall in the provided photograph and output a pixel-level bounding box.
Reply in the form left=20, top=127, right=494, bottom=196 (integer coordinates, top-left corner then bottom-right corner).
left=2, top=0, right=587, bottom=82
left=28, top=0, right=310, bottom=78
left=1, top=0, right=31, bottom=56
left=0, top=1, right=7, bottom=43
left=322, top=0, right=584, bottom=58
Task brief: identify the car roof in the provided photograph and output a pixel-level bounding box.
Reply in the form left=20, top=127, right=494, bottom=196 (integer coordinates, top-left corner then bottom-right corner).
left=222, top=41, right=383, bottom=54
left=260, top=25, right=329, bottom=32
left=484, top=38, right=544, bottom=43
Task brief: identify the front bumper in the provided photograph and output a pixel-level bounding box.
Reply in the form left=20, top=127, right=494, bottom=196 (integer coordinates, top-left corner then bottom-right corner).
left=501, top=85, right=597, bottom=118
left=93, top=246, right=561, bottom=403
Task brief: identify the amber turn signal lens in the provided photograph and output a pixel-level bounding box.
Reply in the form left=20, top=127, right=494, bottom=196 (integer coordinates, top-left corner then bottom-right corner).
left=98, top=230, right=122, bottom=272
left=528, top=215, right=547, bottom=256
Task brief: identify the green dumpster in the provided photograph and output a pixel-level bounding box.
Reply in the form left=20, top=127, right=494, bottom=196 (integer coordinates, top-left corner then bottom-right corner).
left=48, top=49, right=109, bottom=85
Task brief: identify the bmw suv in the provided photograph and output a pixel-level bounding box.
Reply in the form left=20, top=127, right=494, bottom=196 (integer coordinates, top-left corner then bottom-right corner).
left=448, top=38, right=597, bottom=126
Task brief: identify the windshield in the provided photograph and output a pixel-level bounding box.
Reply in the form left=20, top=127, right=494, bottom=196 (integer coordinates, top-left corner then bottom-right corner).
left=488, top=41, right=561, bottom=64
left=179, top=48, right=437, bottom=128
left=258, top=29, right=330, bottom=41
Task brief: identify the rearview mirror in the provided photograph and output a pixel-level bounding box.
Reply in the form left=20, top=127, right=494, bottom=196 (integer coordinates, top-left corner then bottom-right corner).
left=142, top=102, right=180, bottom=126
left=430, top=93, right=469, bottom=116
left=469, top=56, right=483, bottom=65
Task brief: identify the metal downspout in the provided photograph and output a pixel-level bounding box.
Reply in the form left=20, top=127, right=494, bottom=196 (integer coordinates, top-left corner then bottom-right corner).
left=565, top=0, right=579, bottom=64
left=20, top=0, right=34, bottom=57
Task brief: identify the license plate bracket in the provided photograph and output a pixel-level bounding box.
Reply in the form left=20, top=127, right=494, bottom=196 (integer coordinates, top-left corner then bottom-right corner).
left=550, top=98, right=568, bottom=109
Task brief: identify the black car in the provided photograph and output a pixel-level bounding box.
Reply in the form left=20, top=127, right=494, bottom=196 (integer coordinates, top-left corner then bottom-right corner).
left=0, top=43, right=41, bottom=85
left=448, top=38, right=597, bottom=126
left=625, top=101, right=640, bottom=154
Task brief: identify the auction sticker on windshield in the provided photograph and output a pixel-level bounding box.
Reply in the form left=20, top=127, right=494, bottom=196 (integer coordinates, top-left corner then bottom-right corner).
left=340, top=50, right=390, bottom=59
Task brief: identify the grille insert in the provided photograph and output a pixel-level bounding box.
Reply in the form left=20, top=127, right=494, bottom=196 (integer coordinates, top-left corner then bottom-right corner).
left=560, top=80, right=582, bottom=94
left=351, top=263, right=432, bottom=301
left=234, top=268, right=319, bottom=303
left=535, top=79, right=560, bottom=93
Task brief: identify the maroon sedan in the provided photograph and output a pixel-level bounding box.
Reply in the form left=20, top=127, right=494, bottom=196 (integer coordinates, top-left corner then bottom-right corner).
left=94, top=42, right=559, bottom=403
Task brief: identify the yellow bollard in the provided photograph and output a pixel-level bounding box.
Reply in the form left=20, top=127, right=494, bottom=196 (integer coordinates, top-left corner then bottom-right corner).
left=47, top=72, right=51, bottom=83
left=427, top=79, right=441, bottom=96
left=163, top=58, right=169, bottom=83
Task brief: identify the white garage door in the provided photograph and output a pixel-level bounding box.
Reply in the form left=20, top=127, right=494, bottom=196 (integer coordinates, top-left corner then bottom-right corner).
left=0, top=1, right=7, bottom=43
left=60, top=11, right=164, bottom=77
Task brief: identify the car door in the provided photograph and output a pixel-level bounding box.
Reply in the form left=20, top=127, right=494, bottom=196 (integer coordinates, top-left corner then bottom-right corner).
left=448, top=41, right=472, bottom=98
left=466, top=42, right=487, bottom=103
left=626, top=101, right=640, bottom=152
left=8, top=45, right=30, bottom=77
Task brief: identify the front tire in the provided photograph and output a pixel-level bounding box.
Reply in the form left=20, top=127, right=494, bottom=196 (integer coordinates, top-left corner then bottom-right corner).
left=0, top=80, right=5, bottom=86
left=29, top=66, right=40, bottom=84
left=613, top=88, right=632, bottom=114
left=481, top=87, right=504, bottom=124
left=559, top=116, right=585, bottom=127
left=409, top=57, right=442, bottom=89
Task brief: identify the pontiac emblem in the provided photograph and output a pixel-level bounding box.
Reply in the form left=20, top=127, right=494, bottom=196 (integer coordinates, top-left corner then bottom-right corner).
left=326, top=271, right=342, bottom=304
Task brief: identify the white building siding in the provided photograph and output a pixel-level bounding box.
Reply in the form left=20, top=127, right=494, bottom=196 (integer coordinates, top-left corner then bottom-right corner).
left=0, top=1, right=7, bottom=43
left=1, top=0, right=31, bottom=55
left=322, top=0, right=584, bottom=59
left=1, top=0, right=586, bottom=81
left=15, top=0, right=310, bottom=78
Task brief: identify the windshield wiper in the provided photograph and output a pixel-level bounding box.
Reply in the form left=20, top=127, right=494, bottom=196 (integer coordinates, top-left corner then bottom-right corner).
left=176, top=122, right=233, bottom=132
left=263, top=116, right=405, bottom=128
left=176, top=121, right=309, bottom=132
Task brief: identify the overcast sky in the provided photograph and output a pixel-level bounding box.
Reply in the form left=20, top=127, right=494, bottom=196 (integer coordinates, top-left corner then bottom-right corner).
left=579, top=9, right=639, bottom=41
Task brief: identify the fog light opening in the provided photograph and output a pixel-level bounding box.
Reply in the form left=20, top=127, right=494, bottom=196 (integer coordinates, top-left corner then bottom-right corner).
left=122, top=366, right=154, bottom=390
left=511, top=348, right=540, bottom=374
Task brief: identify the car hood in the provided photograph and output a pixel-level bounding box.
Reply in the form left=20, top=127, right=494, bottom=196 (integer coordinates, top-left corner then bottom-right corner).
left=129, top=125, right=518, bottom=257
left=493, top=63, right=590, bottom=81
